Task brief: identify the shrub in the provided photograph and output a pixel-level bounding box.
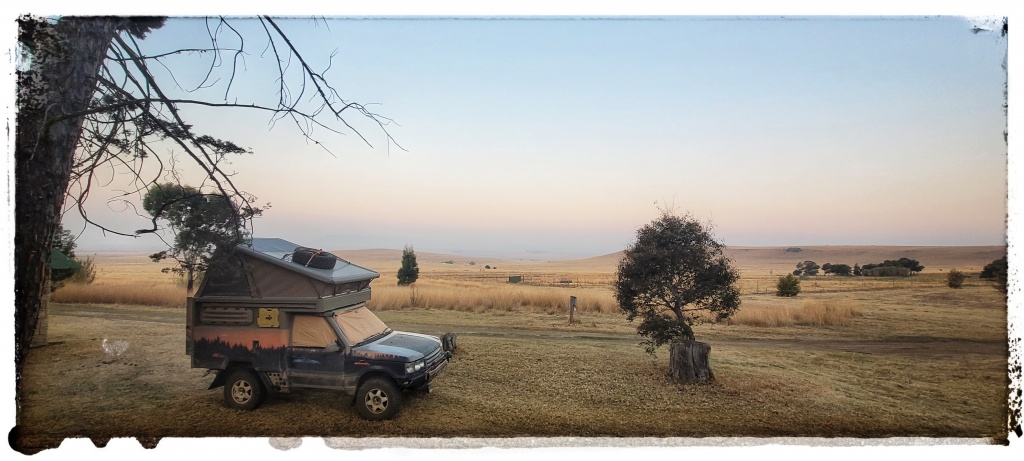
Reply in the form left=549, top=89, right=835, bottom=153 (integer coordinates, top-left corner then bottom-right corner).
left=67, top=256, right=97, bottom=284
left=947, top=269, right=966, bottom=289
left=776, top=274, right=801, bottom=297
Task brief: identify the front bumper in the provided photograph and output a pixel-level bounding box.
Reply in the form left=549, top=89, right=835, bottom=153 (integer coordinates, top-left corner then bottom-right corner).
left=404, top=349, right=450, bottom=390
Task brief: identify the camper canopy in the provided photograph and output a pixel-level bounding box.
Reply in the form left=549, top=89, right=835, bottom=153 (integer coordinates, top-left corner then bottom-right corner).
left=195, top=238, right=380, bottom=308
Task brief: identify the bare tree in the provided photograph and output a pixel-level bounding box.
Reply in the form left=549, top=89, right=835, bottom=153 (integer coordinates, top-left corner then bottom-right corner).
left=14, top=16, right=398, bottom=382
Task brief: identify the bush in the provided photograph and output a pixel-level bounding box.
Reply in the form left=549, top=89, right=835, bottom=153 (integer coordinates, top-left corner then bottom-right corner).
left=947, top=269, right=966, bottom=289
left=776, top=274, right=801, bottom=297
left=67, top=256, right=96, bottom=284
left=980, top=256, right=1007, bottom=293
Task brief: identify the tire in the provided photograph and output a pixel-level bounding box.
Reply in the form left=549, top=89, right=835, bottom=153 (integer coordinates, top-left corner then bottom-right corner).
left=355, top=377, right=402, bottom=421
left=292, top=247, right=338, bottom=270
left=223, top=368, right=265, bottom=410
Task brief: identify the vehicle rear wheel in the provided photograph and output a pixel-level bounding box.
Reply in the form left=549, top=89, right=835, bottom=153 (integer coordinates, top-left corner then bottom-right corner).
left=355, top=377, right=402, bottom=421
left=224, top=368, right=265, bottom=410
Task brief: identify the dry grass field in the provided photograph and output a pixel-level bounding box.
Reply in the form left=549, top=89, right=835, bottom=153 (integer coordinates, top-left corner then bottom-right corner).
left=21, top=245, right=1012, bottom=452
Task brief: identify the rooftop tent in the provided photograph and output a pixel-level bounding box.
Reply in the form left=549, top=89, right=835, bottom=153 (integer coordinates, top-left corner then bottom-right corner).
left=196, top=238, right=380, bottom=299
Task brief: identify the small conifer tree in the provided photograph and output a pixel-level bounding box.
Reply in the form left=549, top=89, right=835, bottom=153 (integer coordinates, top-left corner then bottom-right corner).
left=776, top=274, right=801, bottom=297
left=397, top=245, right=420, bottom=286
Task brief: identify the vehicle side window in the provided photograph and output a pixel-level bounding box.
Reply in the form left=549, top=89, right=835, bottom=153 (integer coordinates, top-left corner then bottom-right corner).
left=291, top=315, right=338, bottom=348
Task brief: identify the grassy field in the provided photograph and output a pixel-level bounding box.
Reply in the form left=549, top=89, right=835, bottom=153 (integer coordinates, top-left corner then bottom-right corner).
left=19, top=246, right=1012, bottom=451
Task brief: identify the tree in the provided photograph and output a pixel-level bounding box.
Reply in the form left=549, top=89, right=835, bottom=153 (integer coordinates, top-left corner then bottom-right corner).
left=853, top=263, right=862, bottom=276
left=979, top=256, right=1008, bottom=294
left=858, top=258, right=921, bottom=277
left=14, top=16, right=397, bottom=384
left=615, top=212, right=740, bottom=354
left=947, top=269, right=966, bottom=289
left=776, top=274, right=801, bottom=297
left=52, top=224, right=77, bottom=259
left=892, top=258, right=924, bottom=275
left=862, top=265, right=911, bottom=277
left=822, top=263, right=852, bottom=276
left=143, top=183, right=264, bottom=294
left=793, top=260, right=820, bottom=276
left=397, top=245, right=420, bottom=286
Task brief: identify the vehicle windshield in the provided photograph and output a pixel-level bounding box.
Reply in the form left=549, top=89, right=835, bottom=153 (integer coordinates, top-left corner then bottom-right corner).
left=332, top=305, right=390, bottom=346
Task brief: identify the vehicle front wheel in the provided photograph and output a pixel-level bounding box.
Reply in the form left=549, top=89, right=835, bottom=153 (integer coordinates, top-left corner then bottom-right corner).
left=224, top=368, right=265, bottom=410
left=355, top=377, right=402, bottom=421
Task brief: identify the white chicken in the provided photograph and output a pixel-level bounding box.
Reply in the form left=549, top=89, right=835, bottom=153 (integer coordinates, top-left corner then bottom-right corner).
left=101, top=338, right=129, bottom=358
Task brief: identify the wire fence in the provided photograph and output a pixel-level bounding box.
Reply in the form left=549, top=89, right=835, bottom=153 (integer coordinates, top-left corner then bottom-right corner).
left=418, top=270, right=984, bottom=296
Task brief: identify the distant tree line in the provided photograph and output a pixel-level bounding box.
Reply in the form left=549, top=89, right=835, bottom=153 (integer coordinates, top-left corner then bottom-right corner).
left=793, top=258, right=924, bottom=277
left=858, top=258, right=924, bottom=276
left=979, top=256, right=1008, bottom=293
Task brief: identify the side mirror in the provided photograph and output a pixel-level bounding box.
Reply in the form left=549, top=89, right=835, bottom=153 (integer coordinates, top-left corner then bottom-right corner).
left=325, top=342, right=341, bottom=353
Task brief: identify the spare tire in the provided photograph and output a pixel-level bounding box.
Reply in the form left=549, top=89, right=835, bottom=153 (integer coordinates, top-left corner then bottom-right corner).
left=292, top=247, right=338, bottom=270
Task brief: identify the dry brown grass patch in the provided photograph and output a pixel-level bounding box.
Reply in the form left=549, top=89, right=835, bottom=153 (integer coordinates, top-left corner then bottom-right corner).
left=367, top=278, right=618, bottom=314
left=51, top=282, right=186, bottom=308
left=728, top=299, right=862, bottom=327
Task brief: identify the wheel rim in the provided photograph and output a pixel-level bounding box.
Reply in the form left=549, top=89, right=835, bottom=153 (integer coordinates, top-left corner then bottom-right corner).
left=231, top=380, right=253, bottom=404
left=363, top=388, right=389, bottom=414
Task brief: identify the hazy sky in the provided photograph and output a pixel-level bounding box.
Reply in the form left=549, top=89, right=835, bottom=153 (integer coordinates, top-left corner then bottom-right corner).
left=53, top=15, right=1008, bottom=259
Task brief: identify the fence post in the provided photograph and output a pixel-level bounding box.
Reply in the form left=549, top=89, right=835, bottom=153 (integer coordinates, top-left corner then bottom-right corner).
left=569, top=296, right=577, bottom=325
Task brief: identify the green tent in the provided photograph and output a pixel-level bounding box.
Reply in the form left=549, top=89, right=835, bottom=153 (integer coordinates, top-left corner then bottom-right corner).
left=50, top=249, right=80, bottom=270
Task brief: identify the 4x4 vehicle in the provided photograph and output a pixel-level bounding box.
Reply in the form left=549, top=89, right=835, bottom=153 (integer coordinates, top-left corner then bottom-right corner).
left=186, top=238, right=449, bottom=420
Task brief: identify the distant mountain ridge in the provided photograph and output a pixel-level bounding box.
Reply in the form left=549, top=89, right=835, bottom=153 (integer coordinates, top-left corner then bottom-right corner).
left=331, top=245, right=1006, bottom=275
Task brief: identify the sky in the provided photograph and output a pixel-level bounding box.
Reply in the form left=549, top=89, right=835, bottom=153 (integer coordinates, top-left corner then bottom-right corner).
left=12, top=10, right=1013, bottom=260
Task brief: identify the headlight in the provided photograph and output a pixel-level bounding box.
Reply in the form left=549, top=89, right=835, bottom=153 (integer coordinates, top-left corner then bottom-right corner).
left=405, top=360, right=425, bottom=374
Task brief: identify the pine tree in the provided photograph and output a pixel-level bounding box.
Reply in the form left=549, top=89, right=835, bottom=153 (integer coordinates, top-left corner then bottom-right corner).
left=397, top=245, right=420, bottom=286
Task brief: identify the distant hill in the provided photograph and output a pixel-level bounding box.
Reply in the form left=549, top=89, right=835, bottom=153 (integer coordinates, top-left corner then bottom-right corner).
left=332, top=249, right=508, bottom=273
left=87, top=245, right=1007, bottom=277
left=336, top=245, right=1007, bottom=275
left=722, top=246, right=1006, bottom=275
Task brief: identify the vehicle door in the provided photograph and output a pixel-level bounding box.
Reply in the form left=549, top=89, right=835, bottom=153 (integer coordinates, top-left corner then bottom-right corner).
left=286, top=314, right=346, bottom=389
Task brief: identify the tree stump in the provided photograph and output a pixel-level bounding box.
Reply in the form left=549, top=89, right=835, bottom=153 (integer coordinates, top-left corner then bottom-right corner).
left=441, top=332, right=457, bottom=354
left=668, top=340, right=714, bottom=383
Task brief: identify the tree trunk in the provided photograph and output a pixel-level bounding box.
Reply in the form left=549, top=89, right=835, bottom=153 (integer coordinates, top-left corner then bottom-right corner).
left=15, top=17, right=121, bottom=377
left=668, top=340, right=714, bottom=383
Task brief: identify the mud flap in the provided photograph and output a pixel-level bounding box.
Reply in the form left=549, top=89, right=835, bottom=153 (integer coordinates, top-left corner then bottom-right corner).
left=208, top=369, right=228, bottom=390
